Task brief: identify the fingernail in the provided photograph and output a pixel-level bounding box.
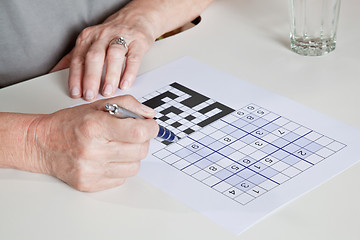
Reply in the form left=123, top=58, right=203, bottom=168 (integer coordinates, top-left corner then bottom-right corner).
left=84, top=90, right=94, bottom=101
left=71, top=87, right=80, bottom=97
left=103, top=84, right=113, bottom=96
left=141, top=104, right=156, bottom=115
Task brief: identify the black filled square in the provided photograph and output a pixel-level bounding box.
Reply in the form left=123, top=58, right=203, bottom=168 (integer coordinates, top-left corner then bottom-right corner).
left=161, top=140, right=173, bottom=145
left=171, top=122, right=182, bottom=128
left=159, top=116, right=170, bottom=122
left=184, top=128, right=195, bottom=134
left=160, top=106, right=183, bottom=115
left=185, top=115, right=196, bottom=121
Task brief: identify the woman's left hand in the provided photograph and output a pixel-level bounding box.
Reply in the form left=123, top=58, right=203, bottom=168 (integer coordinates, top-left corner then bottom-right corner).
left=51, top=0, right=214, bottom=101
left=51, top=5, right=157, bottom=101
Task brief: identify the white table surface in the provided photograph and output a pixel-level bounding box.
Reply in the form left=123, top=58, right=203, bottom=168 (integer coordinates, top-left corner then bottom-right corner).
left=1, top=0, right=359, bottom=239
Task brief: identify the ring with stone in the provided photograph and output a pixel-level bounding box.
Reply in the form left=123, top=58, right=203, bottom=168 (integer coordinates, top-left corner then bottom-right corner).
left=110, top=37, right=128, bottom=50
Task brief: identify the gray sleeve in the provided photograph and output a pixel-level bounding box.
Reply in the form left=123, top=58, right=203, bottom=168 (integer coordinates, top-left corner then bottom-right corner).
left=0, top=0, right=130, bottom=88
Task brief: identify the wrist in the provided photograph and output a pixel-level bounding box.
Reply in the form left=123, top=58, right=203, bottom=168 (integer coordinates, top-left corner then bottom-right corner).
left=0, top=113, right=52, bottom=175
left=106, top=2, right=167, bottom=40
left=25, top=114, right=53, bottom=175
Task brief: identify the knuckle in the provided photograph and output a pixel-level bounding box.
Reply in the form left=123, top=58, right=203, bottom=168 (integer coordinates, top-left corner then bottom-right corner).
left=75, top=37, right=85, bottom=46
left=74, top=145, right=92, bottom=162
left=71, top=166, right=94, bottom=192
left=107, top=48, right=124, bottom=60
left=150, top=120, right=159, bottom=136
left=133, top=31, right=149, bottom=42
left=79, top=27, right=93, bottom=39
left=133, top=32, right=153, bottom=48
left=77, top=115, right=101, bottom=138
left=78, top=120, right=93, bottom=138
left=74, top=182, right=92, bottom=192
left=76, top=28, right=93, bottom=45
left=128, top=162, right=141, bottom=176
left=126, top=54, right=142, bottom=64
left=86, top=49, right=104, bottom=62
left=71, top=56, right=85, bottom=67
left=97, top=27, right=111, bottom=39
left=138, top=142, right=150, bottom=159
left=130, top=127, right=145, bottom=141
left=114, top=178, right=126, bottom=187
left=129, top=124, right=148, bottom=142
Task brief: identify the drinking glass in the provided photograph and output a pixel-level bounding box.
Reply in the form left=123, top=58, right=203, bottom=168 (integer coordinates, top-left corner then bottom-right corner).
left=289, top=0, right=341, bottom=56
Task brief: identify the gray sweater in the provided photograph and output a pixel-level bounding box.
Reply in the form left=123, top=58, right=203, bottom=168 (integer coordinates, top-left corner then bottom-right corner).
left=0, top=0, right=129, bottom=88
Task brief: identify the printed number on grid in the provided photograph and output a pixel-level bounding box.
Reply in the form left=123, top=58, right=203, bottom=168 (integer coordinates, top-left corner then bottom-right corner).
left=142, top=83, right=346, bottom=205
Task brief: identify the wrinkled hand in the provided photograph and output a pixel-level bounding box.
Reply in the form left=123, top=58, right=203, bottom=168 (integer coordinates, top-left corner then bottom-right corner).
left=29, top=95, right=158, bottom=192
left=52, top=8, right=156, bottom=101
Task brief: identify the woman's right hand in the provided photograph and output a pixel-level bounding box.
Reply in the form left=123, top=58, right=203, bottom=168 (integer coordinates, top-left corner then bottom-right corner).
left=26, top=95, right=158, bottom=192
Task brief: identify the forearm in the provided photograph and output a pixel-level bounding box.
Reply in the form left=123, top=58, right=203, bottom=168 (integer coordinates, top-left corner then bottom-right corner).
left=107, top=0, right=214, bottom=39
left=0, top=112, right=48, bottom=173
left=1, top=96, right=158, bottom=192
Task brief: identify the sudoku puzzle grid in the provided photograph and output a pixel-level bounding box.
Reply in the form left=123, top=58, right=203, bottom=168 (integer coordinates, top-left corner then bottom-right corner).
left=140, top=82, right=346, bottom=205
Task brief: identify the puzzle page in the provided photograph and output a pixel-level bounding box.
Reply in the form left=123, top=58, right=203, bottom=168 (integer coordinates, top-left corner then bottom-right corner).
left=132, top=57, right=360, bottom=234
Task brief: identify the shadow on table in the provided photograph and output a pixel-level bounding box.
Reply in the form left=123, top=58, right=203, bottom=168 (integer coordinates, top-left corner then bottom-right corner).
left=225, top=0, right=290, bottom=49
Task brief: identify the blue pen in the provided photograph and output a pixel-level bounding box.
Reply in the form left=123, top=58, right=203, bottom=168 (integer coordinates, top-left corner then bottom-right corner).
left=105, top=103, right=179, bottom=143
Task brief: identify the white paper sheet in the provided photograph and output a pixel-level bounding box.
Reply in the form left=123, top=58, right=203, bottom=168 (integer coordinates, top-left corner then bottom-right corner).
left=83, top=57, right=359, bottom=234
left=128, top=57, right=360, bottom=234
